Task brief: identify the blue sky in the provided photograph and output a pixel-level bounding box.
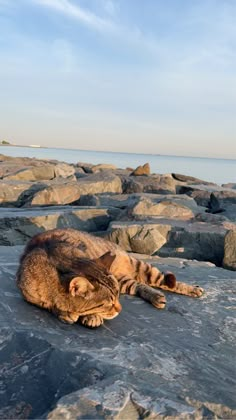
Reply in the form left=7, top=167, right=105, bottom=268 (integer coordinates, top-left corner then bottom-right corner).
left=0, top=0, right=235, bottom=158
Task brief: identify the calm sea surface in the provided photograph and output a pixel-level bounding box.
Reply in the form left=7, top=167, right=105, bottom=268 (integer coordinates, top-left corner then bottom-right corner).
left=1, top=146, right=235, bottom=185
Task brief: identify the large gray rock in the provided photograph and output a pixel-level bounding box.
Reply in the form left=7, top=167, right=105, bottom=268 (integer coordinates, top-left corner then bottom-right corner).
left=222, top=183, right=236, bottom=189
left=90, top=163, right=117, bottom=172
left=0, top=180, right=38, bottom=206
left=178, top=184, right=236, bottom=207
left=53, top=163, right=75, bottom=179
left=77, top=172, right=122, bottom=195
left=4, top=165, right=55, bottom=181
left=0, top=206, right=120, bottom=245
left=106, top=219, right=235, bottom=265
left=122, top=174, right=176, bottom=194
left=23, top=182, right=81, bottom=206
left=0, top=247, right=235, bottom=419
left=223, top=230, right=236, bottom=270
left=77, top=193, right=202, bottom=220
left=172, top=173, right=216, bottom=185
left=106, top=222, right=170, bottom=255
left=131, top=197, right=195, bottom=219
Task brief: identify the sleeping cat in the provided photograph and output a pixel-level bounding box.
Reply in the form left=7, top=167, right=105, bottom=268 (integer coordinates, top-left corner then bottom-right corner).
left=17, top=228, right=203, bottom=327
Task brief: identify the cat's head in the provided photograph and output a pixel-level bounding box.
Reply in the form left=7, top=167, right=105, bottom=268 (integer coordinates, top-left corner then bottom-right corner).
left=66, top=252, right=122, bottom=321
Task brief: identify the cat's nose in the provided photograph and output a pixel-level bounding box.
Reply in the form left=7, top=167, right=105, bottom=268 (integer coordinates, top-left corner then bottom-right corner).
left=114, top=300, right=122, bottom=313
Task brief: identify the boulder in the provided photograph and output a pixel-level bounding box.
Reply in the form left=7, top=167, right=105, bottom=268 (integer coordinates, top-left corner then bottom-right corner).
left=178, top=184, right=236, bottom=207
left=131, top=197, right=195, bottom=219
left=0, top=247, right=235, bottom=419
left=106, top=219, right=235, bottom=265
left=106, top=222, right=171, bottom=254
left=74, top=167, right=87, bottom=179
left=77, top=193, right=202, bottom=218
left=222, top=183, right=236, bottom=189
left=77, top=193, right=138, bottom=208
left=76, top=172, right=122, bottom=195
left=23, top=182, right=81, bottom=206
left=4, top=165, right=55, bottom=181
left=172, top=173, right=216, bottom=185
left=0, top=180, right=42, bottom=206
left=0, top=162, right=31, bottom=179
left=0, top=206, right=120, bottom=245
left=122, top=174, right=176, bottom=194
left=90, top=163, right=117, bottom=172
left=54, top=163, right=75, bottom=179
left=223, top=230, right=236, bottom=270
left=130, top=162, right=150, bottom=176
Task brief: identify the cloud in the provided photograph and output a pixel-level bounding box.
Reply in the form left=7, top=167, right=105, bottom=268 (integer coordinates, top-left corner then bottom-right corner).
left=31, top=0, right=115, bottom=32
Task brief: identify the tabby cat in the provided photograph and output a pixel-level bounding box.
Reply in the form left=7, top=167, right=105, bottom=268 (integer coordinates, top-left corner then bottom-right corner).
left=17, top=228, right=203, bottom=328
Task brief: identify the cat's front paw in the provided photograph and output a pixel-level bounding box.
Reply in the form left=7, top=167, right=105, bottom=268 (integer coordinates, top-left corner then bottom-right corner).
left=80, top=314, right=104, bottom=328
left=57, top=311, right=79, bottom=324
left=190, top=286, right=204, bottom=297
left=152, top=293, right=166, bottom=309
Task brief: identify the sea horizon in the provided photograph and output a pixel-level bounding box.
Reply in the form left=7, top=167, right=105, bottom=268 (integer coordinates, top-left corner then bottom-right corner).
left=0, top=145, right=235, bottom=185
left=1, top=144, right=236, bottom=162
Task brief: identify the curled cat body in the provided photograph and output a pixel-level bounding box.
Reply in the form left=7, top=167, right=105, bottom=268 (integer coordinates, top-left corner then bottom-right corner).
left=17, top=228, right=204, bottom=328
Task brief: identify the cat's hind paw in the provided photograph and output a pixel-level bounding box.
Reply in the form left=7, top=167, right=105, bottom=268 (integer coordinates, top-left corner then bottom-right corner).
left=80, top=314, right=104, bottom=328
left=190, top=286, right=204, bottom=297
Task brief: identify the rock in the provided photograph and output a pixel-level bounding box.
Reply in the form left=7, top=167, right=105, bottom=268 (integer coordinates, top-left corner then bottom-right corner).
left=130, top=162, right=150, bottom=176
left=106, top=219, right=235, bottom=265
left=106, top=222, right=171, bottom=254
left=76, top=162, right=94, bottom=173
left=0, top=162, right=31, bottom=179
left=54, top=163, right=75, bottom=179
left=131, top=197, right=195, bottom=220
left=23, top=182, right=81, bottom=206
left=0, top=206, right=120, bottom=245
left=178, top=184, right=236, bottom=207
left=194, top=212, right=228, bottom=223
left=76, top=193, right=202, bottom=219
left=77, top=194, right=100, bottom=207
left=77, top=193, right=139, bottom=209
left=129, top=227, right=168, bottom=254
left=4, top=165, right=55, bottom=181
left=76, top=172, right=122, bottom=195
left=207, top=192, right=223, bottom=213
left=172, top=173, right=216, bottom=185
left=74, top=167, right=87, bottom=179
left=122, top=174, right=176, bottom=194
left=91, top=163, right=117, bottom=172
left=0, top=247, right=235, bottom=419
left=223, top=230, right=236, bottom=270
left=222, top=183, right=236, bottom=189
left=0, top=180, right=37, bottom=206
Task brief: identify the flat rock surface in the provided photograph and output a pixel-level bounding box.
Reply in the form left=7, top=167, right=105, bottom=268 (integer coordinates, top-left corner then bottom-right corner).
left=0, top=206, right=120, bottom=245
left=0, top=247, right=235, bottom=419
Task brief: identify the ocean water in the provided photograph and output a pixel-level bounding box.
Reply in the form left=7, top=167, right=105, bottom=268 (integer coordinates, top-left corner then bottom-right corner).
left=0, top=146, right=235, bottom=185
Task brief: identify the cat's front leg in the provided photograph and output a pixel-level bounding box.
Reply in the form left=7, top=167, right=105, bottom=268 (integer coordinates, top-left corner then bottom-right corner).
left=79, top=314, right=104, bottom=328
left=136, top=284, right=166, bottom=309
left=56, top=311, right=80, bottom=324
left=119, top=276, right=166, bottom=309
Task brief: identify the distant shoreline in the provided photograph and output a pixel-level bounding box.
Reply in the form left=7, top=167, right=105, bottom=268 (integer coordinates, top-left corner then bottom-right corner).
left=0, top=144, right=47, bottom=149
left=0, top=143, right=235, bottom=162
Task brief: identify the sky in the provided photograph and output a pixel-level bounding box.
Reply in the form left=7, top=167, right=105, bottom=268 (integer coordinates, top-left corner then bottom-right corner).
left=0, top=0, right=236, bottom=158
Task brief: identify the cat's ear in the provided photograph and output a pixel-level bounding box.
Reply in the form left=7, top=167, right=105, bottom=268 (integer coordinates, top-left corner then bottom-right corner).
left=95, top=252, right=116, bottom=271
left=69, top=277, right=94, bottom=298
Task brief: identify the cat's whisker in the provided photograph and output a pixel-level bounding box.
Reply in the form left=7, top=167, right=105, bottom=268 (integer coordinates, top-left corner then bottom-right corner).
left=101, top=323, right=120, bottom=337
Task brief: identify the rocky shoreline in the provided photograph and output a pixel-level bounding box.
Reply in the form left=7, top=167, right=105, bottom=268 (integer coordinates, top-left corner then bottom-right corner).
left=0, top=153, right=235, bottom=419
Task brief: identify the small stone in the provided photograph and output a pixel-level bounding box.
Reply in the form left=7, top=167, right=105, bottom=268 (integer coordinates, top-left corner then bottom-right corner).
left=130, top=162, right=150, bottom=176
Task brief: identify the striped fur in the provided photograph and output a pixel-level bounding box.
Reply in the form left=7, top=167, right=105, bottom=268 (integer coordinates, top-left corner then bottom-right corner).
left=17, top=228, right=203, bottom=327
